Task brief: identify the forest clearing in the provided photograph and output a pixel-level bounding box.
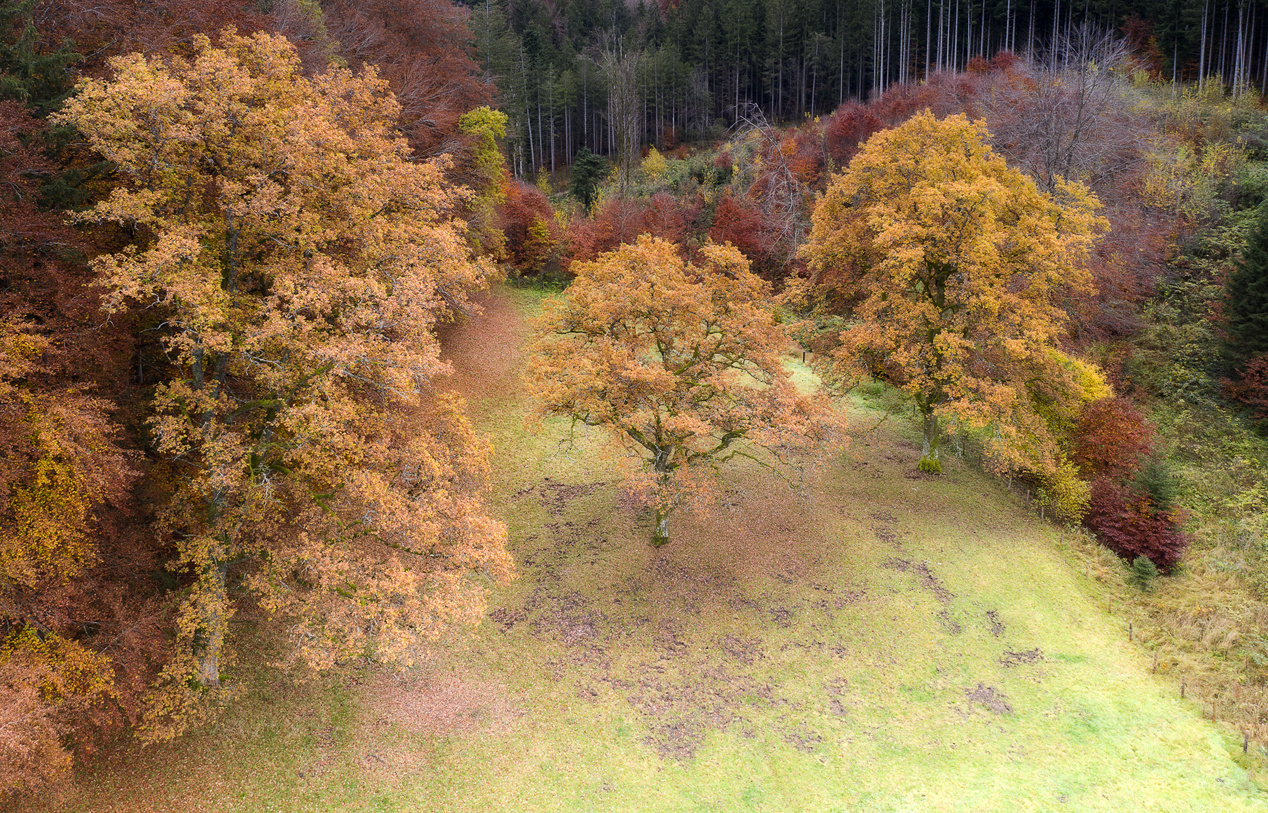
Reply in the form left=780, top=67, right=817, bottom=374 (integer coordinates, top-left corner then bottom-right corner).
left=17, top=288, right=1267, bottom=812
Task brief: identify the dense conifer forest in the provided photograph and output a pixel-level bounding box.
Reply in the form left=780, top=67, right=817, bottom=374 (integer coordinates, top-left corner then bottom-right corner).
left=464, top=0, right=1268, bottom=173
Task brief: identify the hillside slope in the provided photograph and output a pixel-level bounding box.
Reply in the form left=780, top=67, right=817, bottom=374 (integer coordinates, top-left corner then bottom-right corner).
left=27, top=286, right=1268, bottom=813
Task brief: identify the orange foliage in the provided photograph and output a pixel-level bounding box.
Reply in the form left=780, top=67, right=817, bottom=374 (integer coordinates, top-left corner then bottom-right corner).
left=530, top=235, right=839, bottom=545
left=57, top=31, right=511, bottom=736
left=496, top=180, right=559, bottom=273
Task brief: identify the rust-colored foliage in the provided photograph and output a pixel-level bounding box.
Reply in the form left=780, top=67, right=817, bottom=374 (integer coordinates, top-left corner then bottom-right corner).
left=0, top=319, right=145, bottom=796
left=1120, top=15, right=1164, bottom=79
left=1072, top=397, right=1156, bottom=479
left=1223, top=354, right=1268, bottom=425
left=0, top=71, right=153, bottom=794
left=708, top=192, right=782, bottom=278
left=30, top=0, right=268, bottom=65
left=1084, top=478, right=1188, bottom=572
left=496, top=180, right=559, bottom=273
left=0, top=102, right=75, bottom=254
left=56, top=30, right=512, bottom=737
left=823, top=101, right=883, bottom=167
left=530, top=235, right=839, bottom=546
left=0, top=627, right=113, bottom=796
left=322, top=0, right=491, bottom=156
left=564, top=192, right=700, bottom=266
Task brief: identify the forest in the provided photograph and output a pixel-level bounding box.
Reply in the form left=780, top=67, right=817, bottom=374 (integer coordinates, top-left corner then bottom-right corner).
left=2, top=0, right=1268, bottom=806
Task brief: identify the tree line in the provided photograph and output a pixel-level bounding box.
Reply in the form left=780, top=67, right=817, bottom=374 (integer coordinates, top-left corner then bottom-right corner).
left=466, top=0, right=1268, bottom=175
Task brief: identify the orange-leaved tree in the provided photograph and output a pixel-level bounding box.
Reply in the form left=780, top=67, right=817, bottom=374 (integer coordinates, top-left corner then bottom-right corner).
left=529, top=235, right=837, bottom=546
left=800, top=111, right=1109, bottom=479
left=55, top=30, right=512, bottom=736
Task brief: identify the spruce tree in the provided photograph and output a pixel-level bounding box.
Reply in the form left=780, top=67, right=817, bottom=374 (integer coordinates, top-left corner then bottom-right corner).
left=1223, top=205, right=1268, bottom=373
left=569, top=148, right=606, bottom=211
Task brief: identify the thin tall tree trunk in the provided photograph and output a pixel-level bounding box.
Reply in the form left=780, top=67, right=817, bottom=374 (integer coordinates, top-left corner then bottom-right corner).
left=1200, top=0, right=1209, bottom=89
left=926, top=0, right=933, bottom=77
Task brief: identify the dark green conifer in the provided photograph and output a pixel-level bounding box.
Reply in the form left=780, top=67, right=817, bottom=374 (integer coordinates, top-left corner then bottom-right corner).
left=569, top=147, right=606, bottom=211
left=1223, top=206, right=1268, bottom=372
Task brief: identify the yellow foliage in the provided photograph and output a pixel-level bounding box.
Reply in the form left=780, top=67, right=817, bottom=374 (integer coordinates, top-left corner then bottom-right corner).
left=801, top=110, right=1108, bottom=475
left=1036, top=458, right=1092, bottom=524
left=641, top=146, right=668, bottom=179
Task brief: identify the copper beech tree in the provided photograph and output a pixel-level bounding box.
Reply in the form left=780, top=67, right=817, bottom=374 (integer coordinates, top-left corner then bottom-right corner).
left=801, top=111, right=1109, bottom=482
left=530, top=235, right=836, bottom=546
left=55, top=30, right=512, bottom=736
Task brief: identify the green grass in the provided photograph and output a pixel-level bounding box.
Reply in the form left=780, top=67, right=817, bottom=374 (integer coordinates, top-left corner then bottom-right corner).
left=26, top=286, right=1268, bottom=812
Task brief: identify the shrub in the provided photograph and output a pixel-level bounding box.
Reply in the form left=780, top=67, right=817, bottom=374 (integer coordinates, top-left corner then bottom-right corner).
left=1083, top=476, right=1189, bottom=572
left=496, top=180, right=560, bottom=274
left=1223, top=353, right=1268, bottom=426
left=1129, top=554, right=1160, bottom=590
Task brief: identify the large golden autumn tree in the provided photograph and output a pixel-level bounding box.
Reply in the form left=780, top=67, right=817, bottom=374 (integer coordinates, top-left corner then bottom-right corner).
left=55, top=30, right=512, bottom=734
left=530, top=235, right=836, bottom=546
left=801, top=111, right=1109, bottom=478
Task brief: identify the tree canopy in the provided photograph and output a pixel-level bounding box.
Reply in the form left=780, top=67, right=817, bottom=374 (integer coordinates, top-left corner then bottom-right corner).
left=55, top=29, right=512, bottom=734
left=529, top=234, right=835, bottom=545
left=800, top=110, right=1109, bottom=477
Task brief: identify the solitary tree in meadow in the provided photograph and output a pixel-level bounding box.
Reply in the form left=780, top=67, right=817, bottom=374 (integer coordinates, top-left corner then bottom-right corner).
left=529, top=235, right=836, bottom=546
left=800, top=111, right=1109, bottom=476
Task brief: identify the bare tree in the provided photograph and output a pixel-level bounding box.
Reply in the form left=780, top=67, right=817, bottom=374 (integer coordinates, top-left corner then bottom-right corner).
left=601, top=43, right=642, bottom=197
left=985, top=24, right=1142, bottom=192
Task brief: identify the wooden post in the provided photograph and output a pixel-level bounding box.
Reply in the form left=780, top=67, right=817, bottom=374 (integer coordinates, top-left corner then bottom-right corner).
left=1181, top=676, right=1186, bottom=699
left=1152, top=652, right=1158, bottom=674
left=1129, top=623, right=1133, bottom=642
left=1245, top=730, right=1250, bottom=755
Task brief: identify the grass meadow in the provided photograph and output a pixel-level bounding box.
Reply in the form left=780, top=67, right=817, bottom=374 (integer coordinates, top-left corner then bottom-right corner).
left=24, top=286, right=1268, bottom=813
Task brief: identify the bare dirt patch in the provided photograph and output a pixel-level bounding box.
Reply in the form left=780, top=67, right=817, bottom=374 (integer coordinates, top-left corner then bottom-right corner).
left=514, top=477, right=607, bottom=516
left=882, top=558, right=955, bottom=605
left=966, top=683, right=1014, bottom=715
left=986, top=609, right=1005, bottom=637
left=1000, top=648, right=1045, bottom=667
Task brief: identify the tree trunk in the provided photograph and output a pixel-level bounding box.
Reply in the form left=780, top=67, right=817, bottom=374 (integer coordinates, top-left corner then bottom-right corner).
left=919, top=406, right=943, bottom=473
left=195, top=552, right=228, bottom=688
left=653, top=503, right=671, bottom=546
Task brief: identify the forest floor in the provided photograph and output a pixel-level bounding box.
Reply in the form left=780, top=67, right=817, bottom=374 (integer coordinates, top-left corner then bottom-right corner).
left=24, top=285, right=1268, bottom=812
